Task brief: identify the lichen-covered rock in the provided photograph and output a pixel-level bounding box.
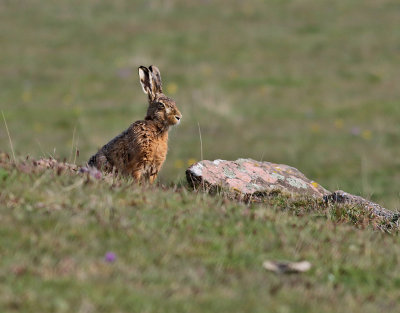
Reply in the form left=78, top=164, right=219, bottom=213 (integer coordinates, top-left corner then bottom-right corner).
left=186, top=158, right=330, bottom=199
left=324, top=190, right=400, bottom=223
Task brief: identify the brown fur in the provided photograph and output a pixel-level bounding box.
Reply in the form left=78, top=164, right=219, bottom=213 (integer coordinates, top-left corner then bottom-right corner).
left=88, top=65, right=182, bottom=183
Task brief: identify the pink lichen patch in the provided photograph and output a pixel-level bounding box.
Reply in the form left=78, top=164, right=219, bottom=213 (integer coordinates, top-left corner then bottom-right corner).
left=234, top=170, right=252, bottom=183
left=247, top=164, right=268, bottom=178
left=226, top=178, right=253, bottom=193
left=200, top=167, right=220, bottom=185
left=263, top=172, right=281, bottom=184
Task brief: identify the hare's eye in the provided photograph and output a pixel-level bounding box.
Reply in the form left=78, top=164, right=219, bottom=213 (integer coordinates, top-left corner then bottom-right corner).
left=157, top=102, right=165, bottom=110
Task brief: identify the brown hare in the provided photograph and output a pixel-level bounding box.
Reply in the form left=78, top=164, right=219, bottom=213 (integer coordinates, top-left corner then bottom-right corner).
left=88, top=65, right=182, bottom=183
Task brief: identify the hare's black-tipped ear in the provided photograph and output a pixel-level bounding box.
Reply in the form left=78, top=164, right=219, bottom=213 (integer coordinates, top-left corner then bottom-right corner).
left=149, top=65, right=163, bottom=94
left=138, top=66, right=152, bottom=96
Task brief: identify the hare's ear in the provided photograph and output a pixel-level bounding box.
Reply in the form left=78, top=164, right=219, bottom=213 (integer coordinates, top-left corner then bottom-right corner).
left=138, top=66, right=152, bottom=97
left=149, top=65, right=163, bottom=94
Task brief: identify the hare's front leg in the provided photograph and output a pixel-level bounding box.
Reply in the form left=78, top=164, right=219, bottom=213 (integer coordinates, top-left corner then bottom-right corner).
left=148, top=161, right=164, bottom=184
left=132, top=169, right=143, bottom=183
left=148, top=173, right=158, bottom=184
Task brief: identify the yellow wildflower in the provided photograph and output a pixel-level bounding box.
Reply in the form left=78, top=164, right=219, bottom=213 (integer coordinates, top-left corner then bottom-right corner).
left=187, top=158, right=197, bottom=166
left=33, top=122, right=43, bottom=133
left=201, top=65, right=213, bottom=77
left=166, top=82, right=178, bottom=95
left=362, top=130, right=372, bottom=140
left=334, top=119, right=344, bottom=129
left=174, top=159, right=184, bottom=169
left=22, top=90, right=32, bottom=103
left=310, top=123, right=321, bottom=133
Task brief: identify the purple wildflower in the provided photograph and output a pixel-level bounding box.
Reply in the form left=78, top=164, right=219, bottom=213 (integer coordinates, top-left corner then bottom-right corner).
left=104, top=252, right=116, bottom=263
left=93, top=170, right=102, bottom=180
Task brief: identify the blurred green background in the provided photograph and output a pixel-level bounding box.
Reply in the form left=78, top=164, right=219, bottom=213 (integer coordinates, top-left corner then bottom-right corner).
left=1, top=0, right=399, bottom=207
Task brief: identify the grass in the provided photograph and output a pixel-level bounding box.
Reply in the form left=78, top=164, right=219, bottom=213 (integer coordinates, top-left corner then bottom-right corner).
left=1, top=158, right=400, bottom=313
left=1, top=0, right=400, bottom=312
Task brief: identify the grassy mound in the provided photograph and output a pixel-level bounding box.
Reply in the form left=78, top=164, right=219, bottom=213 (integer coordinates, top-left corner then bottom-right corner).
left=1, top=156, right=400, bottom=313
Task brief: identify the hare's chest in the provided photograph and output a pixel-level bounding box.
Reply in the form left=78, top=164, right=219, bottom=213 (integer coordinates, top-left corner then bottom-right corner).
left=148, top=139, right=168, bottom=166
left=140, top=135, right=168, bottom=174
